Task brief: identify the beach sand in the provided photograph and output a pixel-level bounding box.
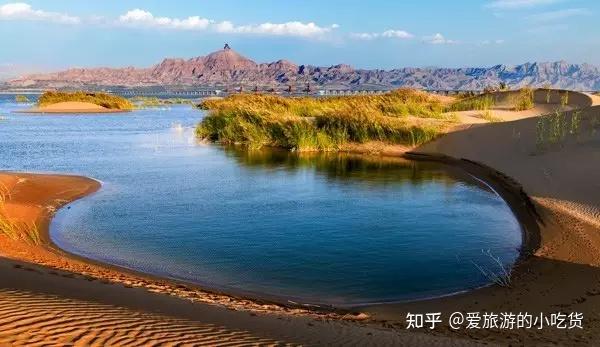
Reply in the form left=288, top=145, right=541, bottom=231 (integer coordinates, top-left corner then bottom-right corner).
left=18, top=101, right=129, bottom=114
left=1, top=90, right=599, bottom=345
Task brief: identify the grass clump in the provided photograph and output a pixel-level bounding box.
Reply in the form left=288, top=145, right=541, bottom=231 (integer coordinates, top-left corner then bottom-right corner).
left=197, top=90, right=452, bottom=151
left=560, top=91, right=570, bottom=108
left=130, top=96, right=194, bottom=108
left=535, top=109, right=584, bottom=151
left=38, top=91, right=134, bottom=110
left=0, top=184, right=40, bottom=245
left=480, top=110, right=502, bottom=122
left=472, top=249, right=512, bottom=288
left=0, top=214, right=40, bottom=245
left=15, top=95, right=29, bottom=103
left=446, top=94, right=496, bottom=112
left=511, top=87, right=535, bottom=111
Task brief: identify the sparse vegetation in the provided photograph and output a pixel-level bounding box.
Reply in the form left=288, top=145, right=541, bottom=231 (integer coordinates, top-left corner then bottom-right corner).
left=536, top=109, right=584, bottom=151
left=0, top=184, right=40, bottom=245
left=196, top=90, right=454, bottom=151
left=130, top=96, right=195, bottom=108
left=38, top=91, right=134, bottom=110
left=480, top=110, right=502, bottom=122
left=560, top=90, right=570, bottom=108
left=511, top=87, right=535, bottom=111
left=471, top=249, right=512, bottom=288
left=15, top=95, right=29, bottom=103
left=570, top=110, right=581, bottom=135
left=446, top=94, right=496, bottom=112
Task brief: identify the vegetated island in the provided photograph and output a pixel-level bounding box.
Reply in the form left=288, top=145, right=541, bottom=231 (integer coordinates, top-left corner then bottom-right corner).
left=195, top=87, right=586, bottom=152
left=196, top=89, right=457, bottom=152
left=19, top=91, right=133, bottom=114
left=15, top=95, right=30, bottom=103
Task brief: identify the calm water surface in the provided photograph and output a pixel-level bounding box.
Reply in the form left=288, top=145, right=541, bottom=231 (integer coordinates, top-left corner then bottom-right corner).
left=0, top=95, right=522, bottom=305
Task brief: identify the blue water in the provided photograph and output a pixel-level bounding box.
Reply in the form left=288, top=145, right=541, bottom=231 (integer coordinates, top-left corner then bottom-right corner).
left=0, top=95, right=522, bottom=306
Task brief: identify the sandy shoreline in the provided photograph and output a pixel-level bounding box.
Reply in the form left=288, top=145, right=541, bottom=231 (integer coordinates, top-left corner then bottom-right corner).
left=15, top=101, right=130, bottom=114
left=0, top=172, right=477, bottom=345
left=1, top=91, right=599, bottom=345
left=361, top=104, right=600, bottom=345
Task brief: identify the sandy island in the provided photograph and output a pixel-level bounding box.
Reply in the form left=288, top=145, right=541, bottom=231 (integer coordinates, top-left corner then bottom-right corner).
left=1, top=89, right=600, bottom=345
left=17, top=101, right=130, bottom=114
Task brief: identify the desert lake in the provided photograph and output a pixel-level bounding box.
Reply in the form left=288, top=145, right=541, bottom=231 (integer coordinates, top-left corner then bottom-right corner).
left=0, top=96, right=522, bottom=306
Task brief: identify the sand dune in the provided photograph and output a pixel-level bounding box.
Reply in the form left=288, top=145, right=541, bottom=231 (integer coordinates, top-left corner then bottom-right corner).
left=0, top=258, right=478, bottom=346
left=0, top=289, right=284, bottom=346
left=448, top=89, right=596, bottom=125
left=363, top=100, right=600, bottom=345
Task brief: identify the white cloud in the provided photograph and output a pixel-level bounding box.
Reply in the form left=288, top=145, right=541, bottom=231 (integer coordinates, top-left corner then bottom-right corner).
left=527, top=8, right=590, bottom=22
left=381, top=30, right=413, bottom=39
left=486, top=0, right=561, bottom=9
left=214, top=20, right=338, bottom=38
left=350, top=32, right=378, bottom=40
left=118, top=9, right=336, bottom=38
left=481, top=39, right=505, bottom=45
left=0, top=2, right=80, bottom=24
left=350, top=29, right=413, bottom=40
left=119, top=9, right=211, bottom=30
left=423, top=33, right=457, bottom=45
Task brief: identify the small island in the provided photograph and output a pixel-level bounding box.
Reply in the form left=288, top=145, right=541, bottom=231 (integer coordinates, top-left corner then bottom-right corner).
left=19, top=91, right=133, bottom=114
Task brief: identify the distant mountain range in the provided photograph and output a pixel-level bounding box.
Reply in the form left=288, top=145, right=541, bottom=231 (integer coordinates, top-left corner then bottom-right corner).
left=7, top=46, right=600, bottom=91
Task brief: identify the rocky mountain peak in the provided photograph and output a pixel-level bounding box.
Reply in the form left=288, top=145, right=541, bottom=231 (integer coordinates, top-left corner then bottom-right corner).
left=202, top=48, right=258, bottom=71
left=6, top=46, right=600, bottom=90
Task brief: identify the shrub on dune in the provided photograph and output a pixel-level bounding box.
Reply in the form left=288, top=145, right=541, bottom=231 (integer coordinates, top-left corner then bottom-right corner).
left=37, top=91, right=134, bottom=110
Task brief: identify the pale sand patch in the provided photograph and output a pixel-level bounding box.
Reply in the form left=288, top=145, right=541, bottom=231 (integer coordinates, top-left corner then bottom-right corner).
left=18, top=101, right=129, bottom=114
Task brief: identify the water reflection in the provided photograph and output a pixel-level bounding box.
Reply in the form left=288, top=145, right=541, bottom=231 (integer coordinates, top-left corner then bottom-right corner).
left=221, top=146, right=474, bottom=189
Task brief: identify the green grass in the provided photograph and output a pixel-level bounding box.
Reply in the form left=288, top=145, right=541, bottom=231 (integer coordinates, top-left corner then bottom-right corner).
left=15, top=95, right=29, bottom=103
left=129, top=96, right=195, bottom=108
left=510, top=87, right=535, bottom=111
left=560, top=91, right=570, bottom=108
left=38, top=91, right=134, bottom=110
left=196, top=90, right=453, bottom=151
left=446, top=94, right=496, bottom=112
left=535, top=109, right=583, bottom=151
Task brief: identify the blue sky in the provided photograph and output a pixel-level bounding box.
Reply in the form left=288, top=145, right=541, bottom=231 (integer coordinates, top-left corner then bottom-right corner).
left=0, top=0, right=599, bottom=76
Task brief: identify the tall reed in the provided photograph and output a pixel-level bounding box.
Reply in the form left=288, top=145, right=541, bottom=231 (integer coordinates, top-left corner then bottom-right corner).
left=197, top=90, right=452, bottom=151
left=446, top=94, right=496, bottom=112
left=0, top=183, right=41, bottom=245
